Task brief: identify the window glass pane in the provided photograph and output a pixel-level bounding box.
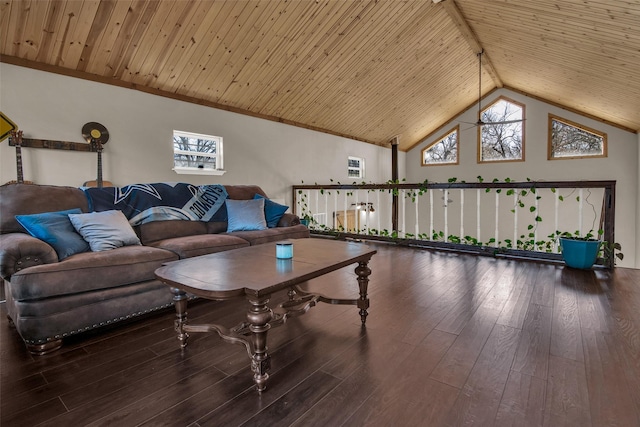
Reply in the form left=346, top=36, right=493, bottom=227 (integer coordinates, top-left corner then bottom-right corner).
left=549, top=115, right=606, bottom=159
left=422, top=127, right=458, bottom=165
left=173, top=130, right=223, bottom=173
left=479, top=97, right=524, bottom=162
left=348, top=156, right=364, bottom=179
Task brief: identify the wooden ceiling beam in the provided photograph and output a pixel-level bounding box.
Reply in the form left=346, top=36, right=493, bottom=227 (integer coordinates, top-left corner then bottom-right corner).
left=435, top=0, right=503, bottom=88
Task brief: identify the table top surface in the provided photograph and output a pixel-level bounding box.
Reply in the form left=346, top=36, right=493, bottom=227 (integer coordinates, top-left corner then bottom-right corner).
left=154, top=238, right=377, bottom=299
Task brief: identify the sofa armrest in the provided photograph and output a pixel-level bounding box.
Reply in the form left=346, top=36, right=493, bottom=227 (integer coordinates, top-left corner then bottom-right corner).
left=0, top=233, right=58, bottom=280
left=277, top=213, right=301, bottom=227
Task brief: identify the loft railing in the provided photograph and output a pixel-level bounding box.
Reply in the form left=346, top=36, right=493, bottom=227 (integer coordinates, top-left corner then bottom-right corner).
left=292, top=180, right=616, bottom=268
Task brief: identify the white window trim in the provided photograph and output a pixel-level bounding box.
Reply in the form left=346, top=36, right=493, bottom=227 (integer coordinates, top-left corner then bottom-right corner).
left=348, top=156, right=365, bottom=179
left=172, top=130, right=226, bottom=176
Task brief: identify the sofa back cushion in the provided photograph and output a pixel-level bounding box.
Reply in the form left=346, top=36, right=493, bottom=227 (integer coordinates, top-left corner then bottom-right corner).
left=1, top=184, right=89, bottom=234
left=137, top=220, right=208, bottom=245
left=224, top=185, right=267, bottom=200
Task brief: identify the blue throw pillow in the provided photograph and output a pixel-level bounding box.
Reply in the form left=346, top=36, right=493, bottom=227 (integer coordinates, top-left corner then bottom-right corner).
left=15, top=208, right=90, bottom=260
left=253, top=194, right=289, bottom=228
left=226, top=199, right=268, bottom=232
left=69, top=210, right=141, bottom=252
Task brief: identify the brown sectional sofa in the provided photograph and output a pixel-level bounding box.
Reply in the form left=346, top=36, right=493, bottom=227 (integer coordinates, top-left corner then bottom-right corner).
left=0, top=183, right=309, bottom=354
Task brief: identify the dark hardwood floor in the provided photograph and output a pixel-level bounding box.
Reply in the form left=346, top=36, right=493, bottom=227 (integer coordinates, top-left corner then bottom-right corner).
left=2, top=242, right=640, bottom=426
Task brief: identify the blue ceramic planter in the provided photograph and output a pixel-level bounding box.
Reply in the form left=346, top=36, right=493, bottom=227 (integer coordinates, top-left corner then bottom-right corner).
left=560, top=238, right=601, bottom=269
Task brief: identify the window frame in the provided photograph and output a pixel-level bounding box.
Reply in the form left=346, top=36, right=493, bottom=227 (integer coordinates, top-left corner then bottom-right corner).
left=477, top=96, right=526, bottom=164
left=347, top=156, right=365, bottom=179
left=172, top=130, right=225, bottom=176
left=421, top=126, right=460, bottom=166
left=547, top=114, right=607, bottom=160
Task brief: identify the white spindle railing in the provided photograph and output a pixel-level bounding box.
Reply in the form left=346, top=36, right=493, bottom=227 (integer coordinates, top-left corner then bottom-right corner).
left=293, top=180, right=616, bottom=267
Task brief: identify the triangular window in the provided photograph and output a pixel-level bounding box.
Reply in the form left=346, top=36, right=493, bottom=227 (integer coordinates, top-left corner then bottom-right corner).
left=422, top=126, right=459, bottom=166
left=548, top=114, right=606, bottom=159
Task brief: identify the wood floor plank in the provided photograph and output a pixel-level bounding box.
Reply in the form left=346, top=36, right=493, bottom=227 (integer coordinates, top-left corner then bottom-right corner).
left=494, top=371, right=546, bottom=427
left=550, top=268, right=584, bottom=362
left=512, top=304, right=553, bottom=380
left=290, top=329, right=449, bottom=427
left=529, top=264, right=555, bottom=308
left=572, top=269, right=612, bottom=333
left=496, top=262, right=538, bottom=329
left=581, top=327, right=638, bottom=426
left=430, top=267, right=516, bottom=388
left=442, top=324, right=522, bottom=426
left=0, top=396, right=68, bottom=427
left=340, top=329, right=459, bottom=426
left=543, top=355, right=591, bottom=427
left=431, top=265, right=504, bottom=335
left=232, top=370, right=341, bottom=427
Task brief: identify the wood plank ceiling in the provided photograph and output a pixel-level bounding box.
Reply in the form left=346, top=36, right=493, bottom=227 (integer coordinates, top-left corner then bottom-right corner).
left=1, top=0, right=639, bottom=152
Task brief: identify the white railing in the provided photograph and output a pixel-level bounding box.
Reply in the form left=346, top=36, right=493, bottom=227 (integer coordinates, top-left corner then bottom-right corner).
left=293, top=180, right=616, bottom=267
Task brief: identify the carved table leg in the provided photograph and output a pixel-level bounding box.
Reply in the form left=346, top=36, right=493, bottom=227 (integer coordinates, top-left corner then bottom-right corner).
left=246, top=294, right=273, bottom=392
left=171, top=287, right=189, bottom=348
left=355, top=260, right=372, bottom=325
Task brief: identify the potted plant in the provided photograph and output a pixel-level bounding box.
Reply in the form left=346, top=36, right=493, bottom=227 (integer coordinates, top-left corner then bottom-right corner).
left=558, top=230, right=623, bottom=269
left=300, top=214, right=314, bottom=227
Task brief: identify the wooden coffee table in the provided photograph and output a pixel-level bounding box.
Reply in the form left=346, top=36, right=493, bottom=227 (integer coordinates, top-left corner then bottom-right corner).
left=154, top=238, right=376, bottom=392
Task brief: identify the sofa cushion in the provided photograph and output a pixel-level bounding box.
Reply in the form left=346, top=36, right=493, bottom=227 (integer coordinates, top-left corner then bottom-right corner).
left=148, top=234, right=250, bottom=259
left=227, top=224, right=311, bottom=246
left=138, top=220, right=208, bottom=245
left=15, top=208, right=90, bottom=260
left=226, top=199, right=267, bottom=232
left=253, top=194, right=289, bottom=228
left=224, top=185, right=267, bottom=200
left=69, top=210, right=142, bottom=251
left=8, top=245, right=178, bottom=301
left=1, top=184, right=88, bottom=234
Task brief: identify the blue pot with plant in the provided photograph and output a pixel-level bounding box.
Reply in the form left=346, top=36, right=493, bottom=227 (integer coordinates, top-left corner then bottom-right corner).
left=559, top=237, right=602, bottom=269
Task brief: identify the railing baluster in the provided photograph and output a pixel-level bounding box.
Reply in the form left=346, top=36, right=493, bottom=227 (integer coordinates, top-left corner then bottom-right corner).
left=430, top=190, right=434, bottom=240
left=513, top=189, right=518, bottom=249
left=415, top=191, right=419, bottom=237
left=554, top=189, right=559, bottom=252
left=444, top=189, right=449, bottom=243
left=377, top=191, right=381, bottom=234
left=579, top=188, right=584, bottom=235
left=460, top=189, right=465, bottom=241
left=333, top=191, right=338, bottom=229
left=401, top=190, right=406, bottom=237
left=477, top=189, right=481, bottom=242
left=495, top=192, right=500, bottom=247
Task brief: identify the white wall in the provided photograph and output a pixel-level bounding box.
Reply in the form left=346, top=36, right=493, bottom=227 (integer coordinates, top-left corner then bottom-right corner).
left=406, top=88, right=639, bottom=268
left=0, top=63, right=403, bottom=208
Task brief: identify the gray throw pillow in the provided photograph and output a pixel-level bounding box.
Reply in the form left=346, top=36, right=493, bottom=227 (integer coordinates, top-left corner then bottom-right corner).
left=226, top=199, right=268, bottom=232
left=69, top=210, right=141, bottom=251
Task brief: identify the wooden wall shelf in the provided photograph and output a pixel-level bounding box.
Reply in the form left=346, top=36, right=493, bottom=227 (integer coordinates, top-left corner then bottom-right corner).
left=9, top=138, right=94, bottom=152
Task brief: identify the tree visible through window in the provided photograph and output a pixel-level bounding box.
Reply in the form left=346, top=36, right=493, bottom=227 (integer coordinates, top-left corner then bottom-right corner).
left=548, top=114, right=606, bottom=159
left=478, top=97, right=524, bottom=163
left=422, top=126, right=459, bottom=166
left=348, top=156, right=365, bottom=178
left=173, top=130, right=224, bottom=175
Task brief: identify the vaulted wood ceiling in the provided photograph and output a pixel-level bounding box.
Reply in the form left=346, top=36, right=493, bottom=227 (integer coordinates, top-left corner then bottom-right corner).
left=1, top=0, right=639, bottom=151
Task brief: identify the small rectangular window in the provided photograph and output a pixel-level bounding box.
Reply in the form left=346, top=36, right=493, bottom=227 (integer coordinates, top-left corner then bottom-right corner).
left=548, top=114, right=607, bottom=160
left=348, top=156, right=365, bottom=179
left=173, top=130, right=225, bottom=175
